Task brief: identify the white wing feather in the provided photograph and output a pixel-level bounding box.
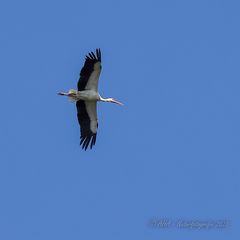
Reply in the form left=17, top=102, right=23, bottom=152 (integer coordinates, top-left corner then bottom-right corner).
left=85, top=62, right=102, bottom=91
left=85, top=101, right=98, bottom=133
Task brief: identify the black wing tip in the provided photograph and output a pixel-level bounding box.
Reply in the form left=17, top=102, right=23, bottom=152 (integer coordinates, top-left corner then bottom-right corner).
left=80, top=134, right=97, bottom=150
left=96, top=48, right=101, bottom=62
left=85, top=48, right=101, bottom=62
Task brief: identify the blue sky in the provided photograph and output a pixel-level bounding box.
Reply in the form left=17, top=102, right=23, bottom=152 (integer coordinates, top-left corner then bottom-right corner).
left=0, top=0, right=239, bottom=239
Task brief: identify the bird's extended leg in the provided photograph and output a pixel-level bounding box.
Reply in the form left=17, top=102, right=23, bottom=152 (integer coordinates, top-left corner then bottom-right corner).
left=58, top=92, right=69, bottom=96
left=58, top=91, right=76, bottom=97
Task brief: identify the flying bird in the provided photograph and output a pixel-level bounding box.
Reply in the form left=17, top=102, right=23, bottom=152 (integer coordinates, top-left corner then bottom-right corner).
left=58, top=49, right=123, bottom=150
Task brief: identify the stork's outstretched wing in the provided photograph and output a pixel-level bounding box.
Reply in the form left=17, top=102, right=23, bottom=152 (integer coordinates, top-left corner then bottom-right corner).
left=76, top=100, right=98, bottom=150
left=78, top=48, right=102, bottom=91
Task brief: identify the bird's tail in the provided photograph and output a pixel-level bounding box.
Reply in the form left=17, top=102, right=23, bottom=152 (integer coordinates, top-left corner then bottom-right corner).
left=68, top=96, right=77, bottom=103
left=68, top=89, right=78, bottom=102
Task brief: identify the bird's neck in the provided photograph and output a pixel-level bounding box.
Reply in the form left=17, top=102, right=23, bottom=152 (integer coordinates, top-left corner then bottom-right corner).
left=100, top=97, right=112, bottom=102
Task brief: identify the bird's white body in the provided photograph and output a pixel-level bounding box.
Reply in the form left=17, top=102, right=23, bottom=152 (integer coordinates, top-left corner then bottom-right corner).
left=67, top=89, right=100, bottom=102
left=78, top=90, right=100, bottom=101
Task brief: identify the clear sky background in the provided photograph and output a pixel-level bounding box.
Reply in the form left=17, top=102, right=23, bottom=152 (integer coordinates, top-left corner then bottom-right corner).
left=0, top=0, right=239, bottom=239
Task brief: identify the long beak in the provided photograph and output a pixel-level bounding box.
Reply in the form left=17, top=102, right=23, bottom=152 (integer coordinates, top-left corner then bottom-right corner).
left=112, top=98, right=124, bottom=106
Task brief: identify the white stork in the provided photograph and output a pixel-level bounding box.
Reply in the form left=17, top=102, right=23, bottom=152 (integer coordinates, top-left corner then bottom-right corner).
left=58, top=48, right=123, bottom=150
